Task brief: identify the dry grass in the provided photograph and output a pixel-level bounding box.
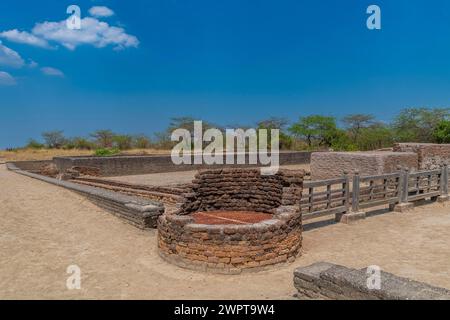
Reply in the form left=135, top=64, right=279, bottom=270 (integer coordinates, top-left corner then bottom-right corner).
left=0, top=148, right=171, bottom=162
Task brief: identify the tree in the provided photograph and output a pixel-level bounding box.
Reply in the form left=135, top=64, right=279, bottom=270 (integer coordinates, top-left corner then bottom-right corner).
left=392, top=108, right=450, bottom=142
left=356, top=124, right=394, bottom=150
left=133, top=134, right=152, bottom=149
left=257, top=117, right=292, bottom=150
left=289, top=115, right=339, bottom=147
left=113, top=134, right=133, bottom=150
left=71, top=137, right=95, bottom=150
left=154, top=116, right=219, bottom=148
left=167, top=116, right=219, bottom=133
left=42, top=130, right=66, bottom=148
left=342, top=114, right=375, bottom=142
left=90, top=130, right=115, bottom=148
left=256, top=117, right=289, bottom=130
left=432, top=120, right=450, bottom=143
left=328, top=129, right=357, bottom=151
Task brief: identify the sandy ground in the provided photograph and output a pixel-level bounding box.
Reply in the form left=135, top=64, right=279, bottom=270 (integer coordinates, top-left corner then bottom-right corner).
left=1, top=163, right=450, bottom=300
left=106, top=164, right=311, bottom=186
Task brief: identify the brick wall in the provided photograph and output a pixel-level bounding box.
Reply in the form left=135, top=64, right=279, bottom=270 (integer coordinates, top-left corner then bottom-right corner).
left=11, top=160, right=53, bottom=172
left=393, top=143, right=450, bottom=170
left=157, top=168, right=304, bottom=273
left=178, top=168, right=304, bottom=215
left=53, top=152, right=311, bottom=177
left=310, top=152, right=418, bottom=180
left=158, top=208, right=302, bottom=274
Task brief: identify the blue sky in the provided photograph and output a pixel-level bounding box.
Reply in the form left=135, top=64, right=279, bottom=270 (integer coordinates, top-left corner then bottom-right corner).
left=1, top=0, right=450, bottom=148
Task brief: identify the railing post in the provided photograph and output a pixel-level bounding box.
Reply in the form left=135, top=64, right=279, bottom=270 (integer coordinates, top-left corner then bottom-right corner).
left=391, top=166, right=403, bottom=211
left=394, top=167, right=414, bottom=212
left=335, top=171, right=350, bottom=222
left=338, top=171, right=366, bottom=224
left=344, top=171, right=350, bottom=213
left=443, top=165, right=448, bottom=195
left=352, top=171, right=360, bottom=213
left=438, top=165, right=449, bottom=203
left=401, top=167, right=409, bottom=203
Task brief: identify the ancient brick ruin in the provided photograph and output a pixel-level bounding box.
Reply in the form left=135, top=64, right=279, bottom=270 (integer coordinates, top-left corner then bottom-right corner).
left=294, top=262, right=450, bottom=300
left=394, top=143, right=450, bottom=170
left=157, top=168, right=304, bottom=274
left=310, top=151, right=418, bottom=180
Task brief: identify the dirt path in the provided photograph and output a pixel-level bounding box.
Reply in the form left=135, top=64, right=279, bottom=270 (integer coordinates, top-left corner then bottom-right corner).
left=1, top=164, right=450, bottom=299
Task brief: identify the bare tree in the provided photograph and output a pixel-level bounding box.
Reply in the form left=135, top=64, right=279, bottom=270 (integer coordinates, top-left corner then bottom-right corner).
left=90, top=130, right=115, bottom=148
left=42, top=130, right=66, bottom=148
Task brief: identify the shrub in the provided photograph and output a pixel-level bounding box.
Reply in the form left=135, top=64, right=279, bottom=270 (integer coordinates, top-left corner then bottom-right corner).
left=94, top=148, right=121, bottom=157
left=432, top=120, right=450, bottom=143
left=26, top=139, right=45, bottom=149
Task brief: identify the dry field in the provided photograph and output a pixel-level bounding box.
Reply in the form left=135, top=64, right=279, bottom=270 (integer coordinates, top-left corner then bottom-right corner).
left=1, top=163, right=450, bottom=299
left=0, top=148, right=171, bottom=162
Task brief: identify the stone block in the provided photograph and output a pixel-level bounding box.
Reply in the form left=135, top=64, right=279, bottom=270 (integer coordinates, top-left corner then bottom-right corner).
left=294, top=262, right=450, bottom=300
left=338, top=211, right=366, bottom=224
left=394, top=202, right=414, bottom=212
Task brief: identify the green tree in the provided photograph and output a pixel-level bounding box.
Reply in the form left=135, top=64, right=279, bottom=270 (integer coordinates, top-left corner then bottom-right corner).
left=26, top=139, right=45, bottom=149
left=342, top=114, right=375, bottom=142
left=63, top=137, right=95, bottom=150
left=328, top=129, right=357, bottom=151
left=42, top=130, right=66, bottom=148
left=113, top=135, right=133, bottom=150
left=356, top=124, right=394, bottom=150
left=392, top=108, right=450, bottom=142
left=289, top=115, right=339, bottom=147
left=432, top=120, right=450, bottom=143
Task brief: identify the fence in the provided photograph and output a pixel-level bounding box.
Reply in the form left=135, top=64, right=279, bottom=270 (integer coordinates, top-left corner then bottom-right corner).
left=300, top=176, right=350, bottom=221
left=301, top=165, right=449, bottom=222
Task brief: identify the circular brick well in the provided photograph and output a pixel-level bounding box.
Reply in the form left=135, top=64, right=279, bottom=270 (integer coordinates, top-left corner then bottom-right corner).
left=157, top=168, right=304, bottom=274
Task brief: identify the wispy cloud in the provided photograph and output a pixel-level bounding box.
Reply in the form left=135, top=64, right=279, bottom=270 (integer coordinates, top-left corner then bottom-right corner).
left=41, top=66, right=64, bottom=77
left=28, top=59, right=38, bottom=68
left=0, top=71, right=16, bottom=86
left=0, top=29, right=51, bottom=49
left=89, top=6, right=115, bottom=18
left=0, top=41, right=25, bottom=68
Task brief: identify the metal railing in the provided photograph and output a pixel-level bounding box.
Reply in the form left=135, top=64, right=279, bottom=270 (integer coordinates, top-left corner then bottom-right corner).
left=301, top=165, right=449, bottom=222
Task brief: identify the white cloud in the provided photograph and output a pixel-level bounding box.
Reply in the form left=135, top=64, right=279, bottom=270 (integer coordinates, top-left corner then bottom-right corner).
left=41, top=66, right=64, bottom=77
left=89, top=6, right=115, bottom=18
left=0, top=71, right=16, bottom=86
left=28, top=59, right=38, bottom=68
left=32, top=17, right=139, bottom=51
left=0, top=41, right=25, bottom=68
left=0, top=29, right=51, bottom=48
